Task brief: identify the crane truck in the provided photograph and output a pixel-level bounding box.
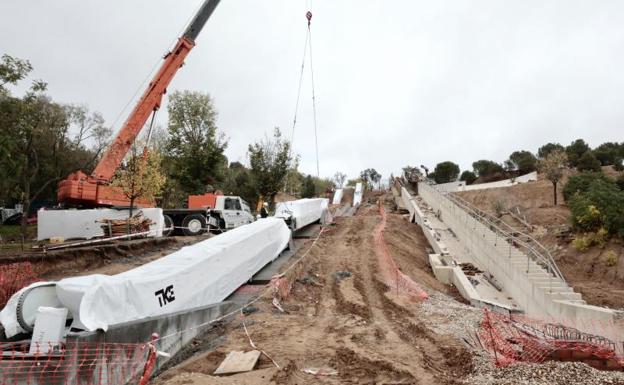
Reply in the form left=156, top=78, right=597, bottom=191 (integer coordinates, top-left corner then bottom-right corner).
left=55, top=0, right=253, bottom=234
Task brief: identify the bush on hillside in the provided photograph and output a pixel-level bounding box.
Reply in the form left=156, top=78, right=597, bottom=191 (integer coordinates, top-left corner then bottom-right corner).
left=576, top=151, right=602, bottom=172
left=563, top=173, right=613, bottom=202
left=617, top=174, right=624, bottom=191
left=571, top=228, right=609, bottom=251
left=568, top=179, right=624, bottom=236
left=460, top=170, right=477, bottom=185
left=614, top=157, right=624, bottom=172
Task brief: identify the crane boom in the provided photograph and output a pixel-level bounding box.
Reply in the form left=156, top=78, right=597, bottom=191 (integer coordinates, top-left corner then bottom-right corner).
left=58, top=0, right=221, bottom=206
left=93, top=0, right=221, bottom=181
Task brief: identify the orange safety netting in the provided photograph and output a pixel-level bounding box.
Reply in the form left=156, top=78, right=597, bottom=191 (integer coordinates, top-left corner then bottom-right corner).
left=0, top=340, right=156, bottom=385
left=0, top=262, right=39, bottom=308
left=374, top=204, right=428, bottom=301
left=478, top=309, right=624, bottom=370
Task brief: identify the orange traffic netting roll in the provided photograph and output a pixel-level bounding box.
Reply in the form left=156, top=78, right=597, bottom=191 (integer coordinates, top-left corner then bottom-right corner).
left=0, top=340, right=156, bottom=385
left=477, top=309, right=624, bottom=370
left=374, top=204, right=428, bottom=302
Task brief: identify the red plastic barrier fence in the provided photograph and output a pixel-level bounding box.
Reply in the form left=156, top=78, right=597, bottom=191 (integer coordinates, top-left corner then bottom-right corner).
left=375, top=204, right=428, bottom=301
left=0, top=340, right=151, bottom=385
left=0, top=262, right=39, bottom=308
left=478, top=309, right=624, bottom=370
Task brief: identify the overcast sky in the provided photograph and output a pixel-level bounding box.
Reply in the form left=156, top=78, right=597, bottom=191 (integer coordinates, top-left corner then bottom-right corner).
left=2, top=0, right=623, bottom=181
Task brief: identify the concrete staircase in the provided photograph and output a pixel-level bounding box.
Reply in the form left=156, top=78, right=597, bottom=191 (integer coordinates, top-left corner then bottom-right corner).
left=417, top=181, right=622, bottom=341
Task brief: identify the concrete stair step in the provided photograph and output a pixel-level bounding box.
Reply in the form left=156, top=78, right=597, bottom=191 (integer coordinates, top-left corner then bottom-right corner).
left=547, top=292, right=583, bottom=301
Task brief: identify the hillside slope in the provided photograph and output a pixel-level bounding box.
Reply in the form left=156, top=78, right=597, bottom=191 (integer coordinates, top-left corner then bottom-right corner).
left=456, top=169, right=624, bottom=310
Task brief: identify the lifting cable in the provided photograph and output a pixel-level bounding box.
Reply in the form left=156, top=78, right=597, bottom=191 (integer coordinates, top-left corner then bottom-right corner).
left=290, top=4, right=320, bottom=177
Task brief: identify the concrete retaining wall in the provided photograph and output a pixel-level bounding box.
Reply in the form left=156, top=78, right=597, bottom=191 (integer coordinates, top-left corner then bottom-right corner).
left=396, top=185, right=513, bottom=314
left=435, top=171, right=538, bottom=193
left=417, top=182, right=624, bottom=341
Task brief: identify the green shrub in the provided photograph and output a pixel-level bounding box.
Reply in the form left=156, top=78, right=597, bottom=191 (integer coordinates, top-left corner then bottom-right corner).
left=605, top=250, right=618, bottom=267
left=617, top=174, right=624, bottom=191
left=572, top=228, right=609, bottom=251
left=563, top=172, right=613, bottom=202
left=613, top=157, right=624, bottom=172
left=572, top=235, right=592, bottom=252
left=569, top=179, right=624, bottom=236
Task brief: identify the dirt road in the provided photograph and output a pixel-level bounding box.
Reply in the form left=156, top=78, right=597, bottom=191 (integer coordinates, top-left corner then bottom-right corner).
left=156, top=202, right=474, bottom=385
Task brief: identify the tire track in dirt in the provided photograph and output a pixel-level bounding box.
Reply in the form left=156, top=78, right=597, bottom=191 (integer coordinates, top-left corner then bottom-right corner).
left=158, top=198, right=474, bottom=385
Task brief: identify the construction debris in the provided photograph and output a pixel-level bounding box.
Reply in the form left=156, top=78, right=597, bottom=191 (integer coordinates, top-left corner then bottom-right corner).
left=214, top=350, right=261, bottom=375
left=100, top=212, right=154, bottom=237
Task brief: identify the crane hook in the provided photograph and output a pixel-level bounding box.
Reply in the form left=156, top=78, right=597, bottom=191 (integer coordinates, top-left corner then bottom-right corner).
left=306, top=11, right=312, bottom=27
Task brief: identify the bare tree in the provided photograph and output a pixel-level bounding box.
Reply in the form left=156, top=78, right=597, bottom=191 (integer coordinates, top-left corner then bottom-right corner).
left=333, top=172, right=347, bottom=188
left=538, top=149, right=568, bottom=205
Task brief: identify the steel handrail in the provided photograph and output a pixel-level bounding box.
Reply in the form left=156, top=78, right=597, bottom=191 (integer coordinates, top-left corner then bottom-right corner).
left=422, top=182, right=567, bottom=286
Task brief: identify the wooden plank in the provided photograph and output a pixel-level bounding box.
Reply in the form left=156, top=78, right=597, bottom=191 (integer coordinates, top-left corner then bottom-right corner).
left=214, top=350, right=261, bottom=375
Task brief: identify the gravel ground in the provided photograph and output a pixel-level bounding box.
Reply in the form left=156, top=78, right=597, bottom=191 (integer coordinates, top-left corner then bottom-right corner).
left=414, top=291, right=624, bottom=385
left=466, top=356, right=624, bottom=385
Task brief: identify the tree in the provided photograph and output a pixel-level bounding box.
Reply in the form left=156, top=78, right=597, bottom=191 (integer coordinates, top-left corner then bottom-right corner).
left=360, top=168, right=381, bottom=189
left=0, top=54, right=33, bottom=93
left=219, top=161, right=257, bottom=208
left=301, top=175, right=316, bottom=198
left=333, top=172, right=347, bottom=188
left=576, top=151, right=602, bottom=172
left=538, top=149, right=567, bottom=205
left=506, top=150, right=537, bottom=175
left=283, top=156, right=302, bottom=196
left=537, top=143, right=564, bottom=159
left=565, top=139, right=590, bottom=167
left=370, top=169, right=382, bottom=189
left=472, top=160, right=504, bottom=179
left=460, top=170, right=477, bottom=185
left=402, top=166, right=422, bottom=183
left=248, top=127, right=293, bottom=206
left=166, top=90, right=227, bottom=195
left=0, top=59, right=73, bottom=235
left=593, top=142, right=621, bottom=166
left=112, top=145, right=166, bottom=222
left=432, top=161, right=459, bottom=184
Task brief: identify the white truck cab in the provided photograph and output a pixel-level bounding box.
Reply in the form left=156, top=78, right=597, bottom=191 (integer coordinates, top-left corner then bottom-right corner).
left=209, top=196, right=254, bottom=230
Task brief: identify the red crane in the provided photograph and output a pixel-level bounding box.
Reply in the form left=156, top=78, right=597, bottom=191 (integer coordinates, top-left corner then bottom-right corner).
left=57, top=0, right=221, bottom=207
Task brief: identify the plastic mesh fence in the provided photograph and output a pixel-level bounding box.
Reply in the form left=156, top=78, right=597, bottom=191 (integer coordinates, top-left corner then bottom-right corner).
left=0, top=340, right=152, bottom=385
left=0, top=262, right=39, bottom=308
left=478, top=309, right=624, bottom=370
left=375, top=204, right=428, bottom=301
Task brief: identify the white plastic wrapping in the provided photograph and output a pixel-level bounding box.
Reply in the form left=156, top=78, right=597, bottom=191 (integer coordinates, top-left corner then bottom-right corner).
left=332, top=189, right=343, bottom=205
left=353, top=183, right=363, bottom=206
left=1, top=218, right=291, bottom=333
left=37, top=208, right=164, bottom=240
left=0, top=282, right=59, bottom=337
left=275, top=198, right=329, bottom=230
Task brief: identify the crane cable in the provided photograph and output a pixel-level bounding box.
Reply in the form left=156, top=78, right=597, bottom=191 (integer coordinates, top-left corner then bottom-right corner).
left=289, top=7, right=320, bottom=177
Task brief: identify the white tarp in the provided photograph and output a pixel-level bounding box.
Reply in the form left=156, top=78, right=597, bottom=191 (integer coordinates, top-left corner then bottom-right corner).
left=3, top=218, right=290, bottom=334
left=332, top=189, right=343, bottom=205
left=353, top=183, right=363, bottom=206
left=275, top=198, right=329, bottom=230
left=37, top=208, right=164, bottom=241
